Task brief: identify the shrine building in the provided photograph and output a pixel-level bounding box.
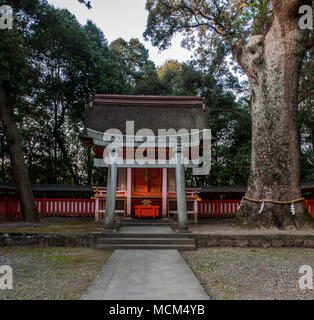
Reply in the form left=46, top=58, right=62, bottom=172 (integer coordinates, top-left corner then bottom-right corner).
left=81, top=94, right=210, bottom=231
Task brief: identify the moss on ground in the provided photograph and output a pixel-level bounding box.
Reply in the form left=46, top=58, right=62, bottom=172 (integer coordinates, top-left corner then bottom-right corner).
left=0, top=220, right=104, bottom=233
left=182, top=248, right=314, bottom=300
left=0, top=247, right=112, bottom=300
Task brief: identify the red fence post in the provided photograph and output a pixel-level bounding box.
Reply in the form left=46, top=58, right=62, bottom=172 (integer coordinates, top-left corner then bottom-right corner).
left=43, top=197, right=46, bottom=217
left=198, top=199, right=244, bottom=219
left=305, top=200, right=314, bottom=218
left=1, top=196, right=96, bottom=220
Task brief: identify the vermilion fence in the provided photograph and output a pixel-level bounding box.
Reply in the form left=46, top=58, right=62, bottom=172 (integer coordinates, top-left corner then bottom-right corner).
left=0, top=197, right=95, bottom=219
left=305, top=200, right=314, bottom=218
left=198, top=200, right=241, bottom=218
left=0, top=197, right=313, bottom=219
left=198, top=199, right=314, bottom=218
left=36, top=198, right=95, bottom=217
left=0, top=197, right=21, bottom=219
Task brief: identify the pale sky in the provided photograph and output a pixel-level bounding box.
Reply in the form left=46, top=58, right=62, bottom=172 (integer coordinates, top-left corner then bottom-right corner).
left=47, top=0, right=192, bottom=67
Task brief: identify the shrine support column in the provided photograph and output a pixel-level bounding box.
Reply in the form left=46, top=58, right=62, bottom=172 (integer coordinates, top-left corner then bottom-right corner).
left=104, top=162, right=117, bottom=231
left=126, top=168, right=132, bottom=217
left=162, top=168, right=167, bottom=218
left=175, top=150, right=188, bottom=230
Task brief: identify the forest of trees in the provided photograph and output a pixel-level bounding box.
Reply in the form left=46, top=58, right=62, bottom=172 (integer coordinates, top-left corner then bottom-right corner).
left=0, top=1, right=313, bottom=223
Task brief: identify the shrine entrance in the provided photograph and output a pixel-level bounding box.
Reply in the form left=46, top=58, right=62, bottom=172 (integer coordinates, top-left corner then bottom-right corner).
left=133, top=168, right=162, bottom=194
left=132, top=168, right=162, bottom=219
left=81, top=94, right=211, bottom=231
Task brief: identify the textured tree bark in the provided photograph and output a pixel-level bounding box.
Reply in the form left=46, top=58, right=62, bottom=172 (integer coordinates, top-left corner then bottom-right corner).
left=0, top=81, right=38, bottom=221
left=231, top=0, right=313, bottom=229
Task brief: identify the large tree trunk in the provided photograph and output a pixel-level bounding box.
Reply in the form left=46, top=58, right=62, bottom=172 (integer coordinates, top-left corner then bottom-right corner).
left=232, top=0, right=313, bottom=229
left=0, top=81, right=38, bottom=222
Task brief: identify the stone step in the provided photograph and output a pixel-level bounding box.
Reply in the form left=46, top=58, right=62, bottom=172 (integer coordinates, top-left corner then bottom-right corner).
left=95, top=243, right=196, bottom=250
left=117, top=223, right=174, bottom=226
left=97, top=237, right=194, bottom=245
left=117, top=221, right=173, bottom=226
left=100, top=232, right=191, bottom=238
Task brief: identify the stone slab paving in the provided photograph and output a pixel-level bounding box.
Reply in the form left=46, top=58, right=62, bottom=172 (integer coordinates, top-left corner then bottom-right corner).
left=81, top=249, right=209, bottom=300
left=81, top=226, right=209, bottom=300
left=119, top=226, right=174, bottom=233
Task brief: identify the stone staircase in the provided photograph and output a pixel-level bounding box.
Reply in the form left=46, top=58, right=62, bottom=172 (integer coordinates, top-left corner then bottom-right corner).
left=96, top=231, right=196, bottom=250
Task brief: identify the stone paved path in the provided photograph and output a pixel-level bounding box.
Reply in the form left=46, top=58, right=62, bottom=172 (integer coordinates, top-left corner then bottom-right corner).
left=119, top=226, right=173, bottom=233
left=81, top=226, right=209, bottom=300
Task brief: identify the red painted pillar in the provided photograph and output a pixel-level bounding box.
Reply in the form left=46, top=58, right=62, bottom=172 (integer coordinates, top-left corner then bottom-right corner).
left=162, top=168, right=167, bottom=218
left=126, top=168, right=132, bottom=218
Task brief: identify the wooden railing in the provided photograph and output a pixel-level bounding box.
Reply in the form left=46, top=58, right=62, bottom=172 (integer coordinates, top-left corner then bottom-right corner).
left=167, top=188, right=198, bottom=199
left=0, top=197, right=95, bottom=219
left=1, top=196, right=313, bottom=219
left=93, top=187, right=127, bottom=221
left=0, top=197, right=21, bottom=219
left=198, top=199, right=314, bottom=218
left=198, top=200, right=241, bottom=218
left=305, top=200, right=314, bottom=218
left=36, top=198, right=95, bottom=217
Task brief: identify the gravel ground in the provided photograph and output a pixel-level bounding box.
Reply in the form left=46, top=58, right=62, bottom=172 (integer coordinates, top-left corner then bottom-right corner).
left=0, top=247, right=112, bottom=300
left=189, top=219, right=314, bottom=235
left=182, top=248, right=314, bottom=300
left=0, top=220, right=104, bottom=233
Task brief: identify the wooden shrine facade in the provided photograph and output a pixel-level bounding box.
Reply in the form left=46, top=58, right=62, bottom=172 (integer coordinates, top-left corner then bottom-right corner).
left=81, top=94, right=210, bottom=230
left=92, top=168, right=199, bottom=221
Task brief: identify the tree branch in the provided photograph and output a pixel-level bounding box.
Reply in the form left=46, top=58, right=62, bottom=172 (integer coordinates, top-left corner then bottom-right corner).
left=77, top=0, right=92, bottom=9
left=179, top=1, right=229, bottom=37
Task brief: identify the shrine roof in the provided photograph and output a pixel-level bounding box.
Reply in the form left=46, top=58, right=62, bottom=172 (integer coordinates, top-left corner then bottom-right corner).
left=82, top=94, right=209, bottom=137
left=89, top=94, right=206, bottom=106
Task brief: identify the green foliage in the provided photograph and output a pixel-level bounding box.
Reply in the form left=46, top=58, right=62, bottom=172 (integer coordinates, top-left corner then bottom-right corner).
left=143, top=0, right=313, bottom=187
left=157, top=60, right=199, bottom=95
left=156, top=52, right=252, bottom=186
left=0, top=0, right=311, bottom=188
left=0, top=0, right=132, bottom=185
left=109, top=37, right=159, bottom=94
left=144, top=0, right=274, bottom=53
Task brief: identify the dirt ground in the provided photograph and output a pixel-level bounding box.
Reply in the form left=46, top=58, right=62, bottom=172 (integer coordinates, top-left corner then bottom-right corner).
left=0, top=247, right=112, bottom=300
left=189, top=219, right=314, bottom=235
left=1, top=218, right=314, bottom=235
left=0, top=219, right=104, bottom=233
left=182, top=247, right=314, bottom=300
